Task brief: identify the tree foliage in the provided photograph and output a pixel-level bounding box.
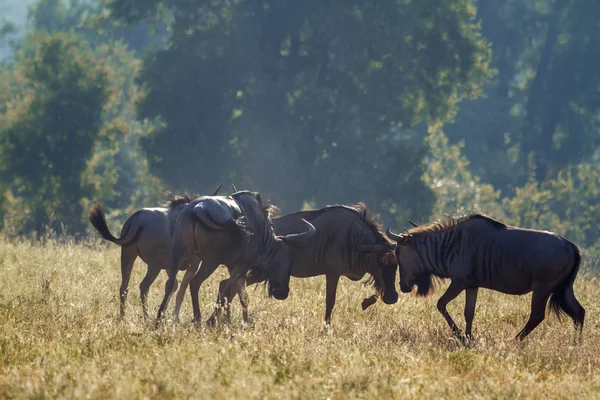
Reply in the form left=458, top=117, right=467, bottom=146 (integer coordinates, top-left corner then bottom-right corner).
left=1, top=0, right=599, bottom=252
left=0, top=0, right=165, bottom=233
left=108, top=0, right=492, bottom=221
left=447, top=0, right=600, bottom=189
left=0, top=32, right=110, bottom=232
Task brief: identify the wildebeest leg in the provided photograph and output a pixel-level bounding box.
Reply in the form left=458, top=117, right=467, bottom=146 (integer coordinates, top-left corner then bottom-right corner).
left=161, top=277, right=179, bottom=313
left=189, top=260, right=220, bottom=327
left=206, top=279, right=229, bottom=326
left=464, top=288, right=479, bottom=339
left=361, top=294, right=378, bottom=310
left=437, top=280, right=466, bottom=337
left=226, top=272, right=248, bottom=324
left=238, top=270, right=266, bottom=326
left=119, top=245, right=137, bottom=319
left=139, top=264, right=161, bottom=320
left=515, top=290, right=551, bottom=341
left=208, top=268, right=248, bottom=326
left=324, top=273, right=341, bottom=326
left=238, top=284, right=250, bottom=326
left=157, top=241, right=186, bottom=323
left=172, top=262, right=200, bottom=323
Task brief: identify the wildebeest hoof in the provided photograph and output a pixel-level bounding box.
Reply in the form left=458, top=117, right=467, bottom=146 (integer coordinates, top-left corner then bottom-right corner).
left=361, top=295, right=378, bottom=310
left=461, top=334, right=475, bottom=347
left=451, top=329, right=465, bottom=341
left=192, top=319, right=202, bottom=329
left=206, top=315, right=217, bottom=327
left=242, top=321, right=254, bottom=330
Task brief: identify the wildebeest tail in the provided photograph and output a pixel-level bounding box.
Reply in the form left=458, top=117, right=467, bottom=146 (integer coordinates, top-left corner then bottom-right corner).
left=548, top=244, right=582, bottom=323
left=88, top=202, right=140, bottom=246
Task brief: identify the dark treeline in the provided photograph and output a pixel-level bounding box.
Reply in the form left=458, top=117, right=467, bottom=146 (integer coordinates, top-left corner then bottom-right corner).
left=1, top=0, right=599, bottom=252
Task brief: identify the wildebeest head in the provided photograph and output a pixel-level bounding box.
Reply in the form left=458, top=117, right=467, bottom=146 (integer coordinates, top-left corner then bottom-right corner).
left=353, top=203, right=399, bottom=304
left=357, top=243, right=399, bottom=304
left=385, top=222, right=422, bottom=295
left=230, top=191, right=316, bottom=300
left=263, top=217, right=316, bottom=300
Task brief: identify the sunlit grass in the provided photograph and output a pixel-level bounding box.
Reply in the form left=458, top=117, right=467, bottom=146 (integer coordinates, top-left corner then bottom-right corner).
left=1, top=235, right=599, bottom=399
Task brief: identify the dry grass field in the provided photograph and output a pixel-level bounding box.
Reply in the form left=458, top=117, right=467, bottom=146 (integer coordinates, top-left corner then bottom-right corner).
left=1, top=235, right=599, bottom=399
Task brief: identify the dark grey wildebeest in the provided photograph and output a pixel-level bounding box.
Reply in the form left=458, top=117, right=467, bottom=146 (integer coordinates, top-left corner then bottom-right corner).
left=88, top=185, right=223, bottom=319
left=385, top=214, right=585, bottom=341
left=207, top=202, right=399, bottom=326
left=157, top=190, right=316, bottom=325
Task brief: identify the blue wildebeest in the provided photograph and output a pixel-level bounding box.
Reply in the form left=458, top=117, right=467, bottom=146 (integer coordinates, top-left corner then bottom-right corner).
left=206, top=202, right=399, bottom=327
left=385, top=214, right=585, bottom=341
left=88, top=185, right=222, bottom=319
left=157, top=190, right=316, bottom=325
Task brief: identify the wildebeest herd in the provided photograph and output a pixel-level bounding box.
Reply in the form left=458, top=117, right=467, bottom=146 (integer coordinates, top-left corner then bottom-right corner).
left=89, top=184, right=585, bottom=342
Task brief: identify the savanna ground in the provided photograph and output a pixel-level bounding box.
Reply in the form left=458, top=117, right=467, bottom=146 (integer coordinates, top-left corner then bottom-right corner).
left=1, top=235, right=599, bottom=399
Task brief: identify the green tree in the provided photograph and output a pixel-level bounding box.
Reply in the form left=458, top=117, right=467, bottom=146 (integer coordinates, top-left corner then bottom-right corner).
left=446, top=0, right=600, bottom=190
left=503, top=163, right=600, bottom=251
left=422, top=123, right=504, bottom=220
left=0, top=0, right=169, bottom=232
left=109, top=0, right=492, bottom=220
left=0, top=32, right=110, bottom=233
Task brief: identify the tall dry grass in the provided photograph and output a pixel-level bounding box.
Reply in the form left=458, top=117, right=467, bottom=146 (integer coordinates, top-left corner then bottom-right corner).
left=0, top=235, right=599, bottom=399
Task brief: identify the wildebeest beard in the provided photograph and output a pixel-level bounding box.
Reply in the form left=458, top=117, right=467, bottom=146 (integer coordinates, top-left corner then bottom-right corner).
left=414, top=273, right=438, bottom=297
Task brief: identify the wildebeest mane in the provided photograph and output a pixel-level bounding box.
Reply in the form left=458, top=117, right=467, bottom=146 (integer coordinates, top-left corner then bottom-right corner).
left=351, top=202, right=393, bottom=246
left=408, top=213, right=506, bottom=237
left=163, top=192, right=198, bottom=209
left=263, top=204, right=280, bottom=220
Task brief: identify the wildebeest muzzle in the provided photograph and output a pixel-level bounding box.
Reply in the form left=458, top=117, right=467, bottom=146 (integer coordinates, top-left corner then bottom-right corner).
left=379, top=251, right=399, bottom=304
left=270, top=284, right=289, bottom=300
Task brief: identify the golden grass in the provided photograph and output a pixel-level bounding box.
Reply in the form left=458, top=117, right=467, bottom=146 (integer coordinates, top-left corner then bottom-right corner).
left=1, top=235, right=600, bottom=399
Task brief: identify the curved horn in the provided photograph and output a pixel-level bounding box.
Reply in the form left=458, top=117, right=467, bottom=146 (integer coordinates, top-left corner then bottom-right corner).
left=409, top=220, right=419, bottom=228
left=231, top=184, right=238, bottom=193
left=283, top=218, right=316, bottom=247
left=211, top=183, right=223, bottom=196
left=357, top=244, right=384, bottom=253
left=385, top=221, right=403, bottom=242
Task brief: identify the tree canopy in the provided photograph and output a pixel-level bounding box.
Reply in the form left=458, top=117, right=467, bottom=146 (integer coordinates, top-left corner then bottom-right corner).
left=108, top=0, right=492, bottom=219
left=1, top=0, right=599, bottom=252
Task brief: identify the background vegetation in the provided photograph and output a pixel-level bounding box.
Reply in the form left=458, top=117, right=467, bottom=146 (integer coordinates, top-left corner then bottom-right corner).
left=1, top=0, right=598, bottom=254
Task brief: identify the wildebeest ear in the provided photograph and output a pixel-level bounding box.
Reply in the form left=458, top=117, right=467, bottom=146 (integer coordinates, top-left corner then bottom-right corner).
left=231, top=184, right=238, bottom=193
